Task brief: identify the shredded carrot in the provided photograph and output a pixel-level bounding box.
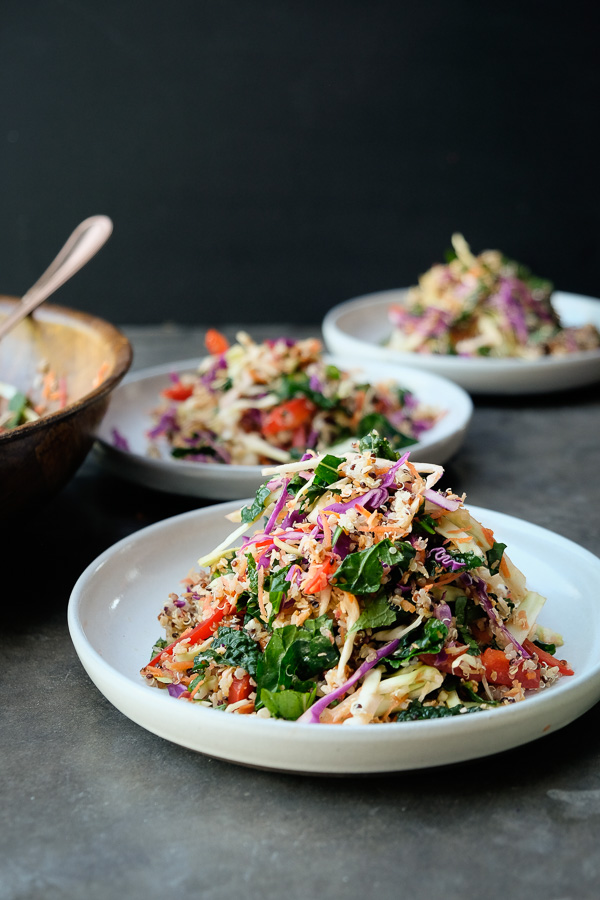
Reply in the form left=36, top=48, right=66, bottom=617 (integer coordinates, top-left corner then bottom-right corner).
left=423, top=571, right=463, bottom=590
left=168, top=660, right=195, bottom=672
left=42, top=371, right=56, bottom=399
left=294, top=607, right=312, bottom=626
left=145, top=665, right=167, bottom=677
left=189, top=678, right=206, bottom=699
left=481, top=526, right=495, bottom=545
left=93, top=361, right=110, bottom=389
left=303, top=557, right=337, bottom=594
left=320, top=514, right=332, bottom=549
left=257, top=566, right=267, bottom=620
left=370, top=524, right=408, bottom=535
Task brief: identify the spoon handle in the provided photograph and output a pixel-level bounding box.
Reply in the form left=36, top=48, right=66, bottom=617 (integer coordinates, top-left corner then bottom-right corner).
left=0, top=215, right=113, bottom=341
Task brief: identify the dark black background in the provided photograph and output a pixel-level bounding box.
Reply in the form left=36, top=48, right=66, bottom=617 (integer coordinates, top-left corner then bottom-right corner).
left=1, top=0, right=598, bottom=325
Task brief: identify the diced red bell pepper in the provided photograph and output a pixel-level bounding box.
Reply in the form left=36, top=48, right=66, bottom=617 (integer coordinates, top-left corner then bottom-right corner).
left=481, top=647, right=540, bottom=690
left=161, top=382, right=194, bottom=401
left=523, top=639, right=574, bottom=676
left=229, top=673, right=253, bottom=704
left=262, top=397, right=314, bottom=437
left=148, top=603, right=231, bottom=668
left=205, top=328, right=229, bottom=355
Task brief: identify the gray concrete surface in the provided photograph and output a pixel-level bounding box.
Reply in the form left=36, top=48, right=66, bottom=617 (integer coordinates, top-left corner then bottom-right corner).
left=1, top=324, right=599, bottom=900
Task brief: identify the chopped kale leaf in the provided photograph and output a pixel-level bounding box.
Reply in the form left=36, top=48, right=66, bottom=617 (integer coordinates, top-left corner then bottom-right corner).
left=260, top=686, right=317, bottom=720
left=193, top=626, right=262, bottom=677
left=356, top=414, right=417, bottom=450
left=486, top=541, right=507, bottom=575
left=386, top=618, right=448, bottom=668
left=240, top=484, right=273, bottom=524
left=332, top=539, right=415, bottom=595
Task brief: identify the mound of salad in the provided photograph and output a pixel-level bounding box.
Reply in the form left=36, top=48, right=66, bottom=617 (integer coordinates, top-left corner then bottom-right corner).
left=140, top=433, right=573, bottom=723
left=388, top=234, right=600, bottom=358
left=146, top=330, right=442, bottom=465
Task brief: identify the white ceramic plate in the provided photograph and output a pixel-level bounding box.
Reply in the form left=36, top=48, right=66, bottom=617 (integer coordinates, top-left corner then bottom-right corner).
left=68, top=501, right=600, bottom=774
left=93, top=356, right=473, bottom=500
left=322, top=290, right=600, bottom=394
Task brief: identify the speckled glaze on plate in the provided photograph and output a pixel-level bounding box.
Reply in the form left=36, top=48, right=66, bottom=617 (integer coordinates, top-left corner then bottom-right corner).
left=68, top=501, right=600, bottom=774
left=322, top=290, right=600, bottom=394
left=93, top=355, right=472, bottom=500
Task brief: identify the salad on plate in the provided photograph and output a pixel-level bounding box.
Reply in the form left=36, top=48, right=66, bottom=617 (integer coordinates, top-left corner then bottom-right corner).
left=388, top=234, right=600, bottom=359
left=140, top=434, right=573, bottom=723
left=146, top=330, right=443, bottom=465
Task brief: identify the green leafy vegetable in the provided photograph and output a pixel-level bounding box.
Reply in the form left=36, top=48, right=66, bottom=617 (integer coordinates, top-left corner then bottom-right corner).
left=357, top=414, right=417, bottom=450
left=240, top=484, right=272, bottom=524
left=241, top=556, right=291, bottom=625
left=447, top=550, right=484, bottom=570
left=443, top=247, right=458, bottom=264
left=313, top=454, right=344, bottom=485
left=171, top=445, right=219, bottom=458
left=193, top=626, right=261, bottom=676
left=260, top=686, right=317, bottom=720
left=149, top=637, right=168, bottom=661
left=276, top=372, right=337, bottom=409
left=245, top=552, right=259, bottom=593
left=255, top=615, right=339, bottom=702
left=286, top=455, right=343, bottom=510
left=395, top=700, right=483, bottom=721
left=266, top=563, right=292, bottom=622
left=332, top=539, right=415, bottom=595
left=5, top=391, right=29, bottom=429
left=357, top=430, right=399, bottom=461
left=486, top=541, right=507, bottom=575
left=386, top=618, right=448, bottom=668
left=350, top=592, right=398, bottom=632
left=454, top=595, right=482, bottom=654
left=413, top=513, right=437, bottom=536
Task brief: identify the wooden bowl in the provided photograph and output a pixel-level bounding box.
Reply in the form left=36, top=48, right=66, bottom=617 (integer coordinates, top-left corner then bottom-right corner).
left=0, top=295, right=133, bottom=515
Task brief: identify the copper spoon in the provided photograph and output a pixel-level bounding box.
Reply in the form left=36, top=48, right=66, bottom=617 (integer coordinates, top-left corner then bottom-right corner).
left=0, top=215, right=113, bottom=341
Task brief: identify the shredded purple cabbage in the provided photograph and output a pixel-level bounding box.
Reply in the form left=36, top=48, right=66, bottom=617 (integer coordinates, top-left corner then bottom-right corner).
left=111, top=428, right=130, bottom=452
left=298, top=639, right=401, bottom=724
left=428, top=546, right=466, bottom=572
left=332, top=530, right=352, bottom=560
left=285, top=564, right=303, bottom=586
left=264, top=479, right=292, bottom=534
left=422, top=488, right=462, bottom=512
left=434, top=602, right=453, bottom=627
left=461, top=573, right=530, bottom=658
left=147, top=407, right=178, bottom=439
left=167, top=683, right=188, bottom=698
